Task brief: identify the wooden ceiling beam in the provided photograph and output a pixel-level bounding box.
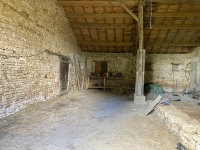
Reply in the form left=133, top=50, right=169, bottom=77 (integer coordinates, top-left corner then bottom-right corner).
left=57, top=0, right=137, bottom=6
left=146, top=42, right=200, bottom=46
left=146, top=0, right=200, bottom=3
left=78, top=41, right=134, bottom=46
left=70, top=23, right=137, bottom=28
left=78, top=41, right=200, bottom=46
left=144, top=24, right=200, bottom=29
left=146, top=12, right=200, bottom=17
left=65, top=12, right=200, bottom=18
left=58, top=0, right=200, bottom=5
left=70, top=23, right=200, bottom=29
left=65, top=13, right=131, bottom=18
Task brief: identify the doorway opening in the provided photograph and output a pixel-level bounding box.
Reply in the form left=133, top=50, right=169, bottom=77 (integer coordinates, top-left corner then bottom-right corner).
left=59, top=60, right=69, bottom=95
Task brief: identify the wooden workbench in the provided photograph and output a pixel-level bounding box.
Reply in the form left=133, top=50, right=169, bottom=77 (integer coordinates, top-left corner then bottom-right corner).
left=87, top=76, right=123, bottom=90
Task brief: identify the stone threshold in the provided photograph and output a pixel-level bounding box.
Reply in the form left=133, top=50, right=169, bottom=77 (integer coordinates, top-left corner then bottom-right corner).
left=154, top=104, right=200, bottom=150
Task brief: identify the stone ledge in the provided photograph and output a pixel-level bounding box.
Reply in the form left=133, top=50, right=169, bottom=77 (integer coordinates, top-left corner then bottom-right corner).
left=154, top=104, right=200, bottom=150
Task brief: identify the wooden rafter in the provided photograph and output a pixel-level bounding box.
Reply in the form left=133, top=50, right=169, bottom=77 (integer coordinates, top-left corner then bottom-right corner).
left=173, top=4, right=192, bottom=53
left=70, top=23, right=137, bottom=28
left=71, top=23, right=200, bottom=29
left=65, top=13, right=131, bottom=18
left=146, top=24, right=200, bottom=29
left=58, top=0, right=200, bottom=54
left=58, top=0, right=200, bottom=5
left=78, top=41, right=134, bottom=46
left=147, top=0, right=200, bottom=3
left=146, top=42, right=200, bottom=46
left=65, top=12, right=200, bottom=18
left=77, top=41, right=200, bottom=47
left=158, top=3, right=180, bottom=53
left=58, top=0, right=137, bottom=6
left=147, top=12, right=200, bottom=17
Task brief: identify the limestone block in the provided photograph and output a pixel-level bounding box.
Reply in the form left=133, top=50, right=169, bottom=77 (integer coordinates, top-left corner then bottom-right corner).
left=196, top=144, right=200, bottom=150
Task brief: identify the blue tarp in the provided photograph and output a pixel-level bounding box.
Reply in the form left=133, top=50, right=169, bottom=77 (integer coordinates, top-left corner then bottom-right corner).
left=144, top=83, right=164, bottom=94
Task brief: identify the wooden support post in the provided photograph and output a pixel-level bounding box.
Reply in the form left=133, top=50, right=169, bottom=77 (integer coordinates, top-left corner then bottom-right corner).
left=83, top=59, right=88, bottom=89
left=84, top=59, right=88, bottom=89
left=73, top=55, right=80, bottom=90
left=134, top=0, right=146, bottom=104
left=137, top=0, right=144, bottom=96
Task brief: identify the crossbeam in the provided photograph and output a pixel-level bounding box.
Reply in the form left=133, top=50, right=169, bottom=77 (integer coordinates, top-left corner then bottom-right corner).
left=70, top=23, right=200, bottom=29
left=57, top=0, right=137, bottom=6
left=65, top=12, right=200, bottom=18
left=146, top=0, right=200, bottom=3
left=78, top=41, right=134, bottom=46
left=77, top=41, right=200, bottom=47
left=70, top=23, right=137, bottom=28
left=146, top=42, right=200, bottom=46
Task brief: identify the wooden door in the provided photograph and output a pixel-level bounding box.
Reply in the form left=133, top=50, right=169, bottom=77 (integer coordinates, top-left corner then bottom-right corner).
left=95, top=62, right=101, bottom=73
left=60, top=62, right=69, bottom=92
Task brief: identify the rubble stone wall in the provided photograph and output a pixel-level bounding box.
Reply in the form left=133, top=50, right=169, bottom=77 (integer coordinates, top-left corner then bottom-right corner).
left=0, top=0, right=82, bottom=118
left=190, top=47, right=200, bottom=90
left=155, top=105, right=200, bottom=150
left=83, top=52, right=191, bottom=91
left=82, top=52, right=136, bottom=88
left=145, top=54, right=191, bottom=92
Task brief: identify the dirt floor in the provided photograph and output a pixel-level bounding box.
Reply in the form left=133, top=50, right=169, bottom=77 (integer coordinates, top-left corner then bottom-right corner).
left=0, top=89, right=180, bottom=150
left=146, top=92, right=200, bottom=122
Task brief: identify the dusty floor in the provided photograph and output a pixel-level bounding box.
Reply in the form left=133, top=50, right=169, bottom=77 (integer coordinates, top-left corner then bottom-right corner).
left=0, top=89, right=179, bottom=150
left=146, top=92, right=200, bottom=122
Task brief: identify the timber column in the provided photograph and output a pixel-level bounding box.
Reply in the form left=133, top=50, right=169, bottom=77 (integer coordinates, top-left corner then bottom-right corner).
left=134, top=0, right=146, bottom=104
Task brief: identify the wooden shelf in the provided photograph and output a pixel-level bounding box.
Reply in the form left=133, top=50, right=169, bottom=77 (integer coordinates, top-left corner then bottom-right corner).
left=87, top=76, right=123, bottom=90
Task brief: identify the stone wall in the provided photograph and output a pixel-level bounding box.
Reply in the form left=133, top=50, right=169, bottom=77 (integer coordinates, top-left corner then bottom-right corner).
left=190, top=47, right=200, bottom=90
left=83, top=52, right=192, bottom=91
left=155, top=104, right=200, bottom=150
left=0, top=0, right=82, bottom=118
left=145, top=54, right=191, bottom=92
left=82, top=52, right=135, bottom=88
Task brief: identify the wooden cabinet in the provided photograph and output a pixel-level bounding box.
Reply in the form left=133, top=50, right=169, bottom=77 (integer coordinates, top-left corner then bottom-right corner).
left=87, top=76, right=123, bottom=90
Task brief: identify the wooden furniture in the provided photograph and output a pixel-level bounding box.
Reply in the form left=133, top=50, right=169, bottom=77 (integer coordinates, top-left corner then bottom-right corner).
left=87, top=76, right=123, bottom=90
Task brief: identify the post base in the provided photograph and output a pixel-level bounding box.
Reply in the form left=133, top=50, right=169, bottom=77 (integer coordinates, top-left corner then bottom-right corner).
left=134, top=94, right=146, bottom=104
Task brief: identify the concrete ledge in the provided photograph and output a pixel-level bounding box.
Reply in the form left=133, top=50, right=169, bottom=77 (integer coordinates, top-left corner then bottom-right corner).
left=134, top=94, right=146, bottom=104
left=154, top=104, right=200, bottom=150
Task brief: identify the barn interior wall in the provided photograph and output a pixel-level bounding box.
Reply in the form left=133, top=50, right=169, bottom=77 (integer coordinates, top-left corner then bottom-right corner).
left=190, top=47, right=200, bottom=90
left=0, top=0, right=82, bottom=118
left=83, top=51, right=195, bottom=92
left=145, top=53, right=191, bottom=92
left=82, top=52, right=136, bottom=88
left=1, top=0, right=200, bottom=119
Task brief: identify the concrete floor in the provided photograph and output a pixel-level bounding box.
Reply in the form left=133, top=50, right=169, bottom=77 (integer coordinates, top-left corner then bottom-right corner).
left=0, top=89, right=179, bottom=150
